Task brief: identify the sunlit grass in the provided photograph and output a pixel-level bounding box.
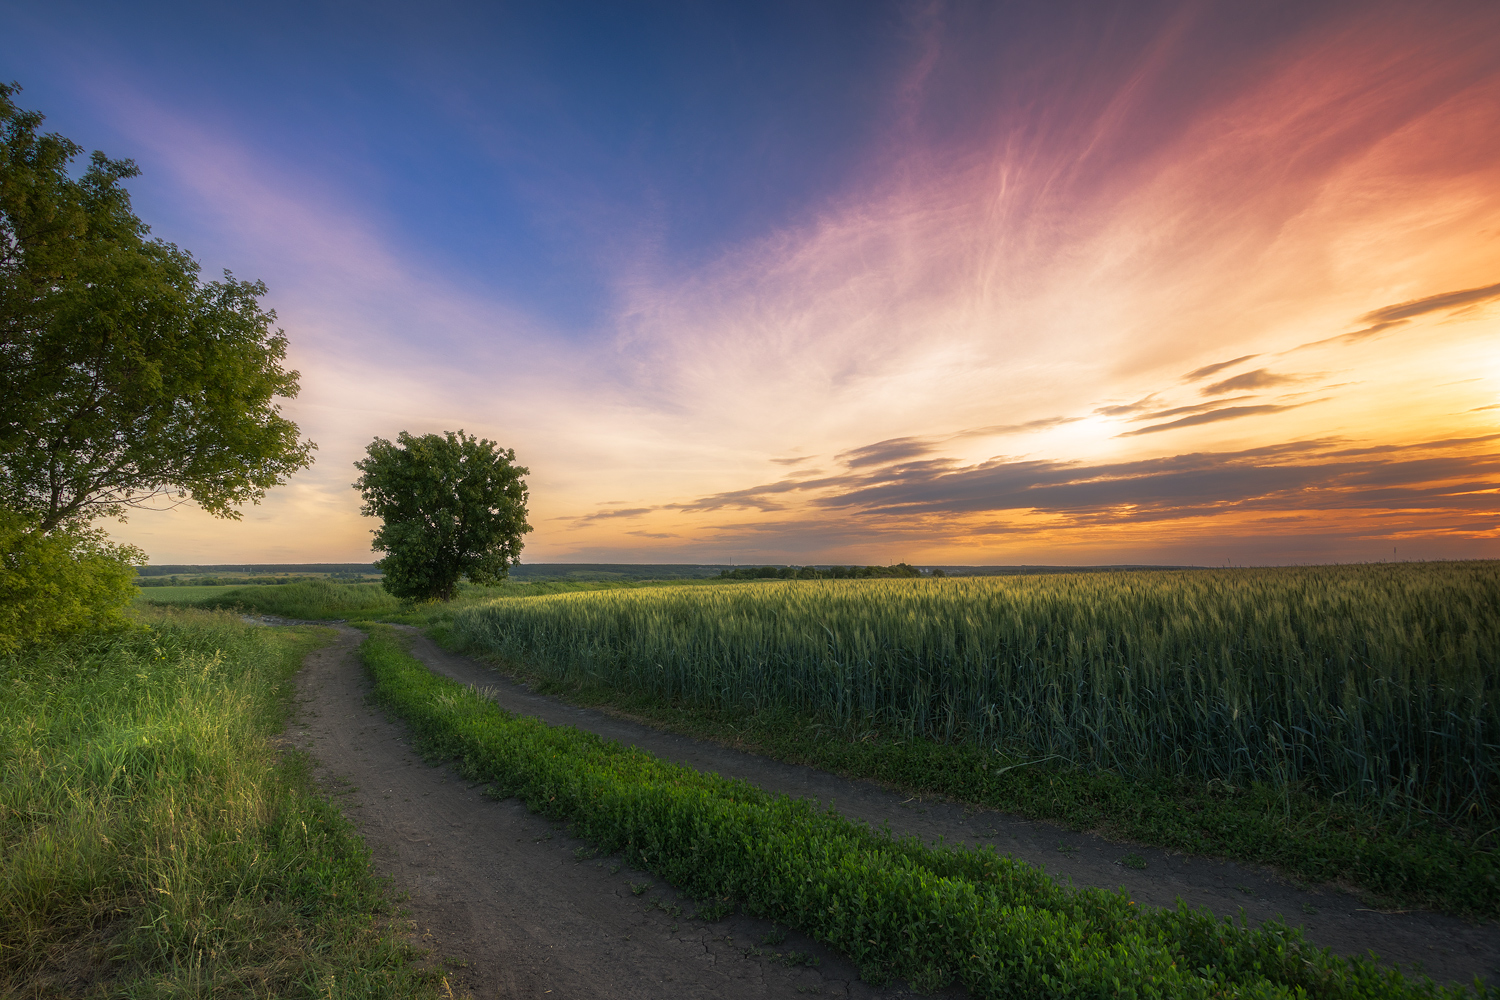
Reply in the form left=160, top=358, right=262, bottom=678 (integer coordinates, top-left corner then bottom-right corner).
left=452, top=562, right=1499, bottom=823
left=361, top=624, right=1496, bottom=998
left=0, top=608, right=441, bottom=998
left=441, top=562, right=1500, bottom=916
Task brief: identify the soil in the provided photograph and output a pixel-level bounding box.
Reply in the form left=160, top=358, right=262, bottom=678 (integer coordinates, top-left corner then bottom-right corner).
left=290, top=625, right=1499, bottom=997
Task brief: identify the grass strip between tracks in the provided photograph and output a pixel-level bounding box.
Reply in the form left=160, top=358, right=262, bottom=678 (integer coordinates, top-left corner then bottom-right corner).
left=358, top=625, right=1495, bottom=1000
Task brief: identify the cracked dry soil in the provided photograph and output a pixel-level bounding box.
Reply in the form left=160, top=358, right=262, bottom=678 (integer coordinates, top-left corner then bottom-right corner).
left=290, top=626, right=1498, bottom=997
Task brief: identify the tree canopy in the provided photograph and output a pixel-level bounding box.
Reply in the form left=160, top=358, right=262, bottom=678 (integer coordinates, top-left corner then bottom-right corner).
left=0, top=82, right=314, bottom=531
left=353, top=430, right=532, bottom=601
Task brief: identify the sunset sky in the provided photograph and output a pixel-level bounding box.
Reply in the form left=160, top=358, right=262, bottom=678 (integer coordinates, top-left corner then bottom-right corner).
left=3, top=0, right=1497, bottom=566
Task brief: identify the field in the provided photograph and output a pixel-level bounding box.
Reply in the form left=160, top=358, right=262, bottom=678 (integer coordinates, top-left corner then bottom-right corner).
left=359, top=624, right=1498, bottom=998
left=0, top=608, right=442, bottom=997
left=451, top=563, right=1498, bottom=820
left=444, top=561, right=1500, bottom=915
left=134, top=575, right=726, bottom=622
left=85, top=561, right=1500, bottom=991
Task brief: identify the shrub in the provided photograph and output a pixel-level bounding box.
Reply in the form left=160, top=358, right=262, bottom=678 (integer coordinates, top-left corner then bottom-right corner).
left=0, top=508, right=142, bottom=653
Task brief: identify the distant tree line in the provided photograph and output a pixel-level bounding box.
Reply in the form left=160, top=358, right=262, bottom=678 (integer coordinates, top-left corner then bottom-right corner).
left=133, top=563, right=380, bottom=577
left=716, top=563, right=927, bottom=581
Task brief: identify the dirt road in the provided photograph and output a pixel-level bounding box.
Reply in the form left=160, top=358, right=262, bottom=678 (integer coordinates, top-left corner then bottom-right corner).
left=291, top=625, right=1498, bottom=996
left=292, top=626, right=905, bottom=998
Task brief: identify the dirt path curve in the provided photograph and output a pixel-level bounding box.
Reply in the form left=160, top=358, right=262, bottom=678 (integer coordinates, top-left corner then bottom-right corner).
left=395, top=629, right=1499, bottom=989
left=292, top=626, right=907, bottom=999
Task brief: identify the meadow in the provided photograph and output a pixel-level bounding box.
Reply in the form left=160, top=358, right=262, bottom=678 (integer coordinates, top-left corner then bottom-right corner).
left=0, top=608, right=442, bottom=997
left=129, top=563, right=1500, bottom=918
left=442, top=562, right=1500, bottom=915
left=360, top=624, right=1497, bottom=999
left=450, top=563, right=1498, bottom=824
left=135, top=575, right=723, bottom=622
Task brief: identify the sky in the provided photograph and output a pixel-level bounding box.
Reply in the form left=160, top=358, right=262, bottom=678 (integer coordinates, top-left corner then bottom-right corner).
left=3, top=0, right=1498, bottom=567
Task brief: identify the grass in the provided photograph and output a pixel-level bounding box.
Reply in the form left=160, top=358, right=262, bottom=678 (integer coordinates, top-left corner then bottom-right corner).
left=431, top=623, right=1500, bottom=918
left=357, top=624, right=1496, bottom=999
left=134, top=575, right=718, bottom=622
left=434, top=562, right=1500, bottom=919
left=136, top=580, right=401, bottom=619
left=129, top=567, right=1499, bottom=917
left=0, top=607, right=443, bottom=998
left=448, top=564, right=1499, bottom=824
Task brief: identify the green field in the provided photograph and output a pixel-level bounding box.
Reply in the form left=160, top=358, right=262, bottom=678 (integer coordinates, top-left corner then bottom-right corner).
left=137, top=580, right=402, bottom=619
left=360, top=624, right=1495, bottom=1000
left=135, top=575, right=725, bottom=622
left=127, top=564, right=1500, bottom=918
left=451, top=562, right=1498, bottom=820
left=0, top=608, right=441, bottom=997
left=443, top=561, right=1500, bottom=915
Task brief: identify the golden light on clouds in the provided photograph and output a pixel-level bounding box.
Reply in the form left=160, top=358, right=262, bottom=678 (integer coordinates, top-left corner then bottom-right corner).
left=65, top=2, right=1499, bottom=566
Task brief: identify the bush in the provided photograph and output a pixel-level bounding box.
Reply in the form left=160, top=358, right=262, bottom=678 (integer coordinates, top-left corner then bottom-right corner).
left=0, top=508, right=142, bottom=653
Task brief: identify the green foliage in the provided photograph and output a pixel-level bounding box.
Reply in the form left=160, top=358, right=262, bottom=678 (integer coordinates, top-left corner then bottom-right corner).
left=717, top=563, right=922, bottom=580
left=359, top=627, right=1495, bottom=999
left=353, top=429, right=531, bottom=602
left=0, top=609, right=440, bottom=997
left=0, top=507, right=142, bottom=653
left=0, top=83, right=314, bottom=530
left=452, top=563, right=1500, bottom=827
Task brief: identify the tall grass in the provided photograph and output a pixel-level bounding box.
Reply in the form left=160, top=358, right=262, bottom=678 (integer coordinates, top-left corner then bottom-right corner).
left=361, top=626, right=1496, bottom=999
left=453, top=562, right=1500, bottom=825
left=0, top=608, right=437, bottom=997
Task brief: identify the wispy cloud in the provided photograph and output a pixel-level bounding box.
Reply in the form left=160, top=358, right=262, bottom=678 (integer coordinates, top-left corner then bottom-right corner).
left=564, top=507, right=654, bottom=523
left=836, top=437, right=937, bottom=468
left=1119, top=402, right=1318, bottom=437
left=1293, top=280, right=1500, bottom=352
left=1094, top=395, right=1158, bottom=417
left=1183, top=355, right=1258, bottom=382
left=801, top=436, right=1500, bottom=529
left=1202, top=369, right=1312, bottom=396
left=1359, top=280, right=1500, bottom=324
left=955, top=417, right=1084, bottom=437
left=1130, top=396, right=1258, bottom=421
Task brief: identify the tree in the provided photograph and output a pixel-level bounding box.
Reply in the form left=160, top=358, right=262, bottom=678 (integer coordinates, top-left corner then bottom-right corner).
left=353, top=430, right=531, bottom=601
left=0, top=82, right=314, bottom=531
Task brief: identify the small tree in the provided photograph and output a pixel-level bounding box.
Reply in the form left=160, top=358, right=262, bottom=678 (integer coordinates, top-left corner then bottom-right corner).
left=353, top=430, right=531, bottom=601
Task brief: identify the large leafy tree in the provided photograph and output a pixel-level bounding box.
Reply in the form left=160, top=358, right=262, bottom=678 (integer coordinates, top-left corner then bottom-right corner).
left=353, top=430, right=531, bottom=601
left=0, top=82, right=314, bottom=531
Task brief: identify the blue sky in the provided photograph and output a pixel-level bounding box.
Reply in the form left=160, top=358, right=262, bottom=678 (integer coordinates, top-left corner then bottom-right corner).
left=3, top=1, right=1497, bottom=565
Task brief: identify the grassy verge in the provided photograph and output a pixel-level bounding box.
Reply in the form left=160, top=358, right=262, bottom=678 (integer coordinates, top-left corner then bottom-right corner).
left=360, top=625, right=1493, bottom=999
left=0, top=608, right=442, bottom=998
left=431, top=622, right=1499, bottom=920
